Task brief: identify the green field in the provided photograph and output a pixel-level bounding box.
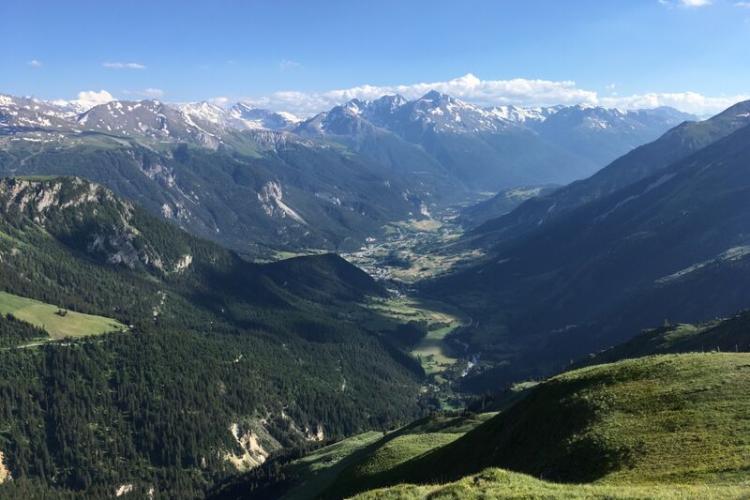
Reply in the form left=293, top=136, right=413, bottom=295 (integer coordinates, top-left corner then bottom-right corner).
left=365, top=296, right=465, bottom=374
left=0, top=291, right=127, bottom=341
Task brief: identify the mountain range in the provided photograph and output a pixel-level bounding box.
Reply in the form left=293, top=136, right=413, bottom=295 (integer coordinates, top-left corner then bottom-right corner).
left=0, top=92, right=690, bottom=256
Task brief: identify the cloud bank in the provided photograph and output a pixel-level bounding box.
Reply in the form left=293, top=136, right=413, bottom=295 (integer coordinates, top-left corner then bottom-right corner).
left=238, top=73, right=747, bottom=117
left=103, top=62, right=146, bottom=70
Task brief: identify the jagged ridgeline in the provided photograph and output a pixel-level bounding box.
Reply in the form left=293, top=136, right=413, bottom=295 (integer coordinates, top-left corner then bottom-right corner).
left=0, top=177, right=425, bottom=498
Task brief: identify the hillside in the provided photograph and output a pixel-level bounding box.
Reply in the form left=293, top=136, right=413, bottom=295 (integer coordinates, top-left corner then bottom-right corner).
left=219, top=353, right=750, bottom=499
left=0, top=133, right=426, bottom=256
left=208, top=412, right=496, bottom=500
left=428, top=110, right=750, bottom=389
left=355, top=469, right=746, bottom=499
left=315, top=354, right=750, bottom=498
left=582, top=311, right=750, bottom=366
left=0, top=177, right=428, bottom=498
left=466, top=100, right=750, bottom=249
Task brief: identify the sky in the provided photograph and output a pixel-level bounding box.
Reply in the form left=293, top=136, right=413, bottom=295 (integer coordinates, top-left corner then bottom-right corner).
left=2, top=0, right=750, bottom=116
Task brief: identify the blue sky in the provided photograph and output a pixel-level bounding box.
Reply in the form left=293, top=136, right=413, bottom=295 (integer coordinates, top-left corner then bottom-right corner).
left=2, top=0, right=749, bottom=115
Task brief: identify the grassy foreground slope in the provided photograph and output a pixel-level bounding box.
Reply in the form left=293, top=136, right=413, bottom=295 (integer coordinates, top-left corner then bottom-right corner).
left=356, top=468, right=747, bottom=499
left=334, top=354, right=750, bottom=498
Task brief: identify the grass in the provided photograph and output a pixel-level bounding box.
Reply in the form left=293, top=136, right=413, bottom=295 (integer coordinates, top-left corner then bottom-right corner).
left=280, top=431, right=384, bottom=500
left=267, top=414, right=496, bottom=499
left=330, top=354, right=750, bottom=498
left=0, top=291, right=127, bottom=341
left=365, top=296, right=465, bottom=374
left=355, top=468, right=750, bottom=499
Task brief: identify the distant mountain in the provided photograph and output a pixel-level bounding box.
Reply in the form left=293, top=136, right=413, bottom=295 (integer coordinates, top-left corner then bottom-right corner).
left=228, top=102, right=300, bottom=130
left=466, top=101, right=750, bottom=249
left=79, top=99, right=226, bottom=148
left=529, top=105, right=693, bottom=169
left=0, top=91, right=697, bottom=254
left=0, top=176, right=424, bottom=497
left=428, top=102, right=750, bottom=389
left=296, top=92, right=693, bottom=191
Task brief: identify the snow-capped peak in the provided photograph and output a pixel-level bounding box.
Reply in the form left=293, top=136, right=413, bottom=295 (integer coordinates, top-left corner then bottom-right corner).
left=178, top=101, right=227, bottom=126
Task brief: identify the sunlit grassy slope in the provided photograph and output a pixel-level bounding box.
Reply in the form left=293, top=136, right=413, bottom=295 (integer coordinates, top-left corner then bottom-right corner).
left=0, top=291, right=127, bottom=340
left=335, top=354, right=750, bottom=498
left=356, top=468, right=748, bottom=499
left=279, top=413, right=495, bottom=500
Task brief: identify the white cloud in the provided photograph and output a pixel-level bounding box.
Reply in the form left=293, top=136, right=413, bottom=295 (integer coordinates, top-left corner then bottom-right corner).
left=27, top=59, right=42, bottom=68
left=237, top=73, right=745, bottom=117
left=68, top=90, right=115, bottom=110
left=102, top=61, right=146, bottom=70
left=279, top=59, right=302, bottom=71
left=659, top=0, right=711, bottom=7
left=735, top=1, right=750, bottom=6
left=601, top=91, right=749, bottom=116
left=242, top=73, right=598, bottom=116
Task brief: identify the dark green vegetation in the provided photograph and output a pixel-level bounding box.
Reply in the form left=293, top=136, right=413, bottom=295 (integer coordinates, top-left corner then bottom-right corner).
left=429, top=100, right=750, bottom=390
left=0, top=177, right=430, bottom=498
left=0, top=314, right=48, bottom=348
left=264, top=354, right=750, bottom=499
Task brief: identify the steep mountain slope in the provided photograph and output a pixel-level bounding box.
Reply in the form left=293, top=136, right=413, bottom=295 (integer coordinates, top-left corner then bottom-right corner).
left=468, top=100, right=750, bottom=248
left=531, top=105, right=692, bottom=169
left=459, top=185, right=557, bottom=229
left=429, top=115, right=750, bottom=388
left=0, top=177, right=425, bottom=497
left=0, top=132, right=425, bottom=256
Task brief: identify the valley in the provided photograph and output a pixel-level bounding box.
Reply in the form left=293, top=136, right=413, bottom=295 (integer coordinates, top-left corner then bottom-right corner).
left=1, top=10, right=750, bottom=496
left=344, top=209, right=483, bottom=284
